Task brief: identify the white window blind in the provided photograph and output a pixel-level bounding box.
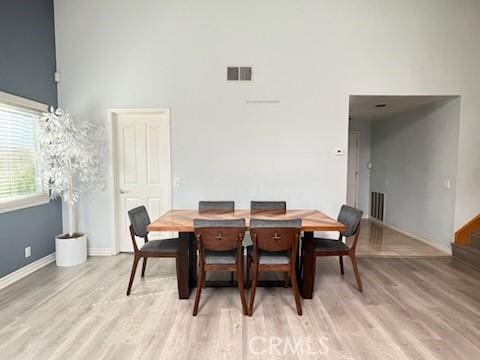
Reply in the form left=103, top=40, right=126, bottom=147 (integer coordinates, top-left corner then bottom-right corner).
left=0, top=102, right=42, bottom=201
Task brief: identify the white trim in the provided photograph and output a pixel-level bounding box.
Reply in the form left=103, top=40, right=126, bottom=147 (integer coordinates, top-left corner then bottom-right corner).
left=108, top=108, right=170, bottom=115
left=108, top=108, right=172, bottom=254
left=0, top=90, right=48, bottom=112
left=88, top=248, right=115, bottom=256
left=109, top=110, right=119, bottom=255
left=0, top=193, right=50, bottom=214
left=347, top=131, right=360, bottom=208
left=368, top=217, right=451, bottom=255
left=0, top=253, right=55, bottom=290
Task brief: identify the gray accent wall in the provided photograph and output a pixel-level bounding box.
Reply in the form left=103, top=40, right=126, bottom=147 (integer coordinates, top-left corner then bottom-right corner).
left=0, top=0, right=58, bottom=105
left=370, top=98, right=461, bottom=249
left=0, top=0, right=62, bottom=277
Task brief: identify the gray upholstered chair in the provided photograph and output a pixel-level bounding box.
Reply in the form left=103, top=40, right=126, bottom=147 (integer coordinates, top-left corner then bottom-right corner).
left=198, top=201, right=236, bottom=284
left=247, top=218, right=302, bottom=316
left=198, top=201, right=235, bottom=214
left=127, top=206, right=179, bottom=296
left=310, top=205, right=364, bottom=292
left=245, top=201, right=287, bottom=249
left=250, top=201, right=287, bottom=214
left=193, top=218, right=247, bottom=315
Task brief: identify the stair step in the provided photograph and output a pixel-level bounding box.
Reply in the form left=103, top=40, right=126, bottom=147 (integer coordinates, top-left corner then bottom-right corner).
left=470, top=231, right=480, bottom=249
left=452, top=243, right=480, bottom=269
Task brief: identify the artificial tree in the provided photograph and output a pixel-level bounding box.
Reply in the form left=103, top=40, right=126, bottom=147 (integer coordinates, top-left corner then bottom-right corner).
left=38, top=107, right=102, bottom=238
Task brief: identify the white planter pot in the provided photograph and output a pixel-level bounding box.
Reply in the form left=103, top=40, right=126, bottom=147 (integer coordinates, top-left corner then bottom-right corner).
left=55, top=233, right=87, bottom=267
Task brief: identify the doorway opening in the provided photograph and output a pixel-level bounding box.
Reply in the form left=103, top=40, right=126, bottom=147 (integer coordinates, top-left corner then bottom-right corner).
left=347, top=95, right=460, bottom=257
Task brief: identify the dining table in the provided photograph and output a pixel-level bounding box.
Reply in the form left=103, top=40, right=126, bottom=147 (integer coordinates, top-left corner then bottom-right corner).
left=147, top=209, right=346, bottom=299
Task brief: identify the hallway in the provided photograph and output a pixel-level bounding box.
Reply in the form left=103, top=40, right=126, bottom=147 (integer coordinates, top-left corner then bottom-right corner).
left=356, top=220, right=450, bottom=257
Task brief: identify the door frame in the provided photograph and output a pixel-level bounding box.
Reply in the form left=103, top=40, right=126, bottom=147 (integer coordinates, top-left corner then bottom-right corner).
left=109, top=108, right=172, bottom=254
left=347, top=131, right=360, bottom=208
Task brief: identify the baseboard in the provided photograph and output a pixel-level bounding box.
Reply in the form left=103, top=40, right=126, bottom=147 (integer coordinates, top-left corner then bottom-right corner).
left=88, top=248, right=115, bottom=256
left=368, top=219, right=452, bottom=255
left=367, top=216, right=384, bottom=226
left=452, top=243, right=480, bottom=269
left=0, top=253, right=56, bottom=290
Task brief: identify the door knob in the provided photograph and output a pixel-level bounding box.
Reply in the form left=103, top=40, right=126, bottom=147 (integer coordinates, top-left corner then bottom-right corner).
left=119, top=189, right=128, bottom=194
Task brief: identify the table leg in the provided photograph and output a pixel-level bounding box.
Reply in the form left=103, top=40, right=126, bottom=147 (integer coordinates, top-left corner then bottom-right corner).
left=188, top=232, right=197, bottom=288
left=300, top=231, right=315, bottom=299
left=177, top=231, right=196, bottom=299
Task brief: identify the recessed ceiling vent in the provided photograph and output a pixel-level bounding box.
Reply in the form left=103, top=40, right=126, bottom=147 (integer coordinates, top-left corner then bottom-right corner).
left=227, top=66, right=252, bottom=81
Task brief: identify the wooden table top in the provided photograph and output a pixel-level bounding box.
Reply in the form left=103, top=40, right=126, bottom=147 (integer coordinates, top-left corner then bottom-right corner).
left=148, top=209, right=346, bottom=232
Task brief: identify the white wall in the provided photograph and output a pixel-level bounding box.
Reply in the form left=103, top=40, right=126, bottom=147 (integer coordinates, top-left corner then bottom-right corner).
left=349, top=122, right=371, bottom=216
left=53, top=0, right=480, bottom=251
left=370, top=99, right=460, bottom=248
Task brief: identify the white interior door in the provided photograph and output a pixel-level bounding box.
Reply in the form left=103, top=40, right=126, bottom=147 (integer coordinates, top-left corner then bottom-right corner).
left=116, top=110, right=172, bottom=252
left=347, top=132, right=359, bottom=207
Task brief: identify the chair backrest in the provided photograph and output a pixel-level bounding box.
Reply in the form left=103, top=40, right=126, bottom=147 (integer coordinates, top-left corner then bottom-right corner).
left=338, top=205, right=363, bottom=238
left=250, top=201, right=287, bottom=214
left=194, top=218, right=246, bottom=251
left=128, top=206, right=151, bottom=238
left=198, top=201, right=235, bottom=214
left=250, top=218, right=301, bottom=252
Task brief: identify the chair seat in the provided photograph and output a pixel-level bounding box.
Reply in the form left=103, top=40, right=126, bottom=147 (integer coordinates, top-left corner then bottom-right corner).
left=247, top=245, right=290, bottom=265
left=313, top=238, right=349, bottom=252
left=204, top=249, right=238, bottom=264
left=140, top=238, right=179, bottom=254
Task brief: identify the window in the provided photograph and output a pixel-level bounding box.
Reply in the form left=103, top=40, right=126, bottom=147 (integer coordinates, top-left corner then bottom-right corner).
left=0, top=91, right=49, bottom=213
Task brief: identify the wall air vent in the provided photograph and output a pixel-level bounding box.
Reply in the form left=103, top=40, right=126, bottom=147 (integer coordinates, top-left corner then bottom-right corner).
left=227, top=67, right=239, bottom=80
left=227, top=66, right=252, bottom=81
left=239, top=67, right=252, bottom=81
left=371, top=192, right=385, bottom=222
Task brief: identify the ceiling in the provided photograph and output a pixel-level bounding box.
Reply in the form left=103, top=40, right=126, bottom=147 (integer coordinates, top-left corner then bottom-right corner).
left=349, top=95, right=456, bottom=123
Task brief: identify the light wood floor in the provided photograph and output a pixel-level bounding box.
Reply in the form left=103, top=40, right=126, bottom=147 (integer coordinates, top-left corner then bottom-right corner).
left=356, top=220, right=450, bottom=257
left=1, top=253, right=480, bottom=359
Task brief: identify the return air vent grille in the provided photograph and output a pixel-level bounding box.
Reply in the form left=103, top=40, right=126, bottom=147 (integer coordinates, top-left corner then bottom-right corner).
left=370, top=192, right=385, bottom=222
left=227, top=67, right=239, bottom=80
left=227, top=66, right=252, bottom=81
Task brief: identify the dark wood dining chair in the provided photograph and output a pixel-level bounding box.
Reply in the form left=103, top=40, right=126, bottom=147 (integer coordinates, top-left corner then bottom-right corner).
left=246, top=201, right=288, bottom=286
left=247, top=218, right=302, bottom=316
left=198, top=201, right=235, bottom=214
left=193, top=218, right=247, bottom=316
left=126, top=206, right=179, bottom=296
left=250, top=201, right=287, bottom=214
left=198, top=201, right=236, bottom=285
left=309, top=205, right=364, bottom=292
